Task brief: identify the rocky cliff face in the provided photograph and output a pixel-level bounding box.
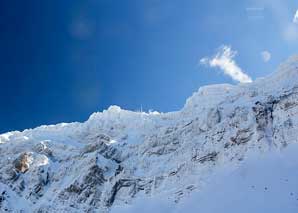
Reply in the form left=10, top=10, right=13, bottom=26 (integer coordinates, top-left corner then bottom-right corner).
left=1, top=56, right=298, bottom=212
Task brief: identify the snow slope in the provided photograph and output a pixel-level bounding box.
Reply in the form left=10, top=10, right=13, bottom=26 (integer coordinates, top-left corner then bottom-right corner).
left=1, top=56, right=298, bottom=212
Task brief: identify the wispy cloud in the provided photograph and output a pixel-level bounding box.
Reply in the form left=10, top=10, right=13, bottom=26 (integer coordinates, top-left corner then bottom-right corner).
left=261, top=51, right=271, bottom=62
left=293, top=10, right=298, bottom=24
left=200, top=45, right=252, bottom=83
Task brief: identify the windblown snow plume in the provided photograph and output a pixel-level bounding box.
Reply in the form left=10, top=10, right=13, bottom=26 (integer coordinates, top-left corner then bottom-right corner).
left=200, top=45, right=252, bottom=83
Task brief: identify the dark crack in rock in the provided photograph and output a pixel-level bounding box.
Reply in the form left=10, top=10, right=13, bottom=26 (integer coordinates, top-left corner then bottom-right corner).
left=230, top=128, right=254, bottom=146
left=192, top=151, right=218, bottom=163
left=106, top=178, right=144, bottom=207
left=207, top=108, right=221, bottom=128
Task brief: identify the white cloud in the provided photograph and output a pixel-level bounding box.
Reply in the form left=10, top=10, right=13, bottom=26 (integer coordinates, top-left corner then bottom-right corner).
left=200, top=45, right=252, bottom=83
left=293, top=10, right=298, bottom=24
left=261, top=51, right=271, bottom=62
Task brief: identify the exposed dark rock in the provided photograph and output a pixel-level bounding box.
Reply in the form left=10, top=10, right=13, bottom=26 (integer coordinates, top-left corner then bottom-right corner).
left=18, top=180, right=25, bottom=191
left=33, top=142, right=53, bottom=157
left=230, top=128, right=253, bottom=145
left=66, top=165, right=106, bottom=196
left=283, top=119, right=293, bottom=128
left=6, top=169, right=19, bottom=182
left=96, top=134, right=111, bottom=142
left=192, top=152, right=218, bottom=163
left=0, top=191, right=6, bottom=208
left=253, top=101, right=272, bottom=131
left=66, top=181, right=84, bottom=194
left=186, top=185, right=195, bottom=191
left=147, top=145, right=177, bottom=156
left=207, top=108, right=221, bottom=128
left=106, top=178, right=143, bottom=207
left=84, top=165, right=106, bottom=186
left=61, top=164, right=107, bottom=206
left=29, top=168, right=51, bottom=200
left=82, top=141, right=122, bottom=163
left=114, top=165, right=124, bottom=176
left=252, top=98, right=280, bottom=143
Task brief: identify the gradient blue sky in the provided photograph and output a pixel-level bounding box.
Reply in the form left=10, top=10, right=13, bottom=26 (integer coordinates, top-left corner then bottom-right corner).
left=0, top=0, right=298, bottom=133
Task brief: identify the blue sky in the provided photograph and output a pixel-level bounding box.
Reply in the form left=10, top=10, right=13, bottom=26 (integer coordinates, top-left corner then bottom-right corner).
left=0, top=0, right=298, bottom=133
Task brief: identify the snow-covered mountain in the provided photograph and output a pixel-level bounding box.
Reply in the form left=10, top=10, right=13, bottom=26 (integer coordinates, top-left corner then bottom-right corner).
left=1, top=56, right=298, bottom=213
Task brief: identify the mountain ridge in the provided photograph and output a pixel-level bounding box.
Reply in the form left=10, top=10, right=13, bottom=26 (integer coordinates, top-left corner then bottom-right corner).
left=1, top=56, right=298, bottom=212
